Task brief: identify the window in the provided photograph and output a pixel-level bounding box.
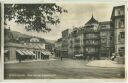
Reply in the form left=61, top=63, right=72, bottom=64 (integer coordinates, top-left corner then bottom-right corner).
left=70, top=40, right=73, bottom=44
left=102, top=39, right=106, bottom=43
left=118, top=47, right=125, bottom=56
left=86, top=48, right=89, bottom=52
left=118, top=32, right=125, bottom=43
left=120, top=32, right=125, bottom=38
left=115, top=9, right=124, bottom=16
left=101, top=32, right=106, bottom=37
left=92, top=40, right=95, bottom=44
left=119, top=19, right=124, bottom=28
left=120, top=47, right=124, bottom=49
left=118, top=10, right=121, bottom=15
left=94, top=26, right=97, bottom=31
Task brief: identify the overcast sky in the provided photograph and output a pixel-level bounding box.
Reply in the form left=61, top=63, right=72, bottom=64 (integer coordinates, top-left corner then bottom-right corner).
left=6, top=2, right=125, bottom=41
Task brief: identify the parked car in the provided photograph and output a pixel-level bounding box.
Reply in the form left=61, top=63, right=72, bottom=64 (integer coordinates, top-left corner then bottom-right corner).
left=74, top=54, right=83, bottom=59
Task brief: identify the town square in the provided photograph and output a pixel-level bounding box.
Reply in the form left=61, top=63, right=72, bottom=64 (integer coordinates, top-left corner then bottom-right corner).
left=4, top=3, right=125, bottom=79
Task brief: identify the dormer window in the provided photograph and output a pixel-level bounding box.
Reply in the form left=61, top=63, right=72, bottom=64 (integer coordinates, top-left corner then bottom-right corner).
left=115, top=8, right=124, bottom=16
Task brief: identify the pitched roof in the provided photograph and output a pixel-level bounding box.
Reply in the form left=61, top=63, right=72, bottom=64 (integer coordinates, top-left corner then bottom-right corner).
left=85, top=15, right=98, bottom=25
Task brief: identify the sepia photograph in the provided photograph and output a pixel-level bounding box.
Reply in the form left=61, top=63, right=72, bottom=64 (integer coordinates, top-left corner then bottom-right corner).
left=0, top=2, right=2, bottom=81
left=4, top=3, right=125, bottom=79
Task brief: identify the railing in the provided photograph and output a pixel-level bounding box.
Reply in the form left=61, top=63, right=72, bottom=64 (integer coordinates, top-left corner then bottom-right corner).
left=84, top=37, right=99, bottom=40
left=84, top=43, right=99, bottom=45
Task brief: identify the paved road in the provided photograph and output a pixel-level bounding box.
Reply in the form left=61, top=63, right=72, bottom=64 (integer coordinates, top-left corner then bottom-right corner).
left=4, top=58, right=125, bottom=79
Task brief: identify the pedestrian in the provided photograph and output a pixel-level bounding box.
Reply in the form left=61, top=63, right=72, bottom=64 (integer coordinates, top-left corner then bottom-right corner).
left=87, top=56, right=89, bottom=62
left=61, top=56, right=63, bottom=61
left=19, top=56, right=22, bottom=63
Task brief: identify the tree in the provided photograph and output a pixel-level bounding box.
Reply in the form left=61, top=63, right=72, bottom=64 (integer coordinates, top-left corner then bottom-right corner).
left=4, top=4, right=67, bottom=32
left=0, top=3, right=2, bottom=47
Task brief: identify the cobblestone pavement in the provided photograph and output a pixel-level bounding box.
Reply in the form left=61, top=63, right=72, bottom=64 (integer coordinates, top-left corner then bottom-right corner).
left=4, top=58, right=125, bottom=79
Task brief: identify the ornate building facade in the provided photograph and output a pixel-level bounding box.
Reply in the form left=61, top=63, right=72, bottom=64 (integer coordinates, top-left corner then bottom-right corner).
left=68, top=28, right=84, bottom=58
left=58, top=15, right=113, bottom=60
left=83, top=16, right=100, bottom=59
left=55, top=5, right=124, bottom=60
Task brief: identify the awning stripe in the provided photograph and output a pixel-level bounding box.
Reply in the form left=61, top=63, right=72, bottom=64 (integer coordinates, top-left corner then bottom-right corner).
left=41, top=51, right=52, bottom=55
left=26, top=50, right=32, bottom=55
left=28, top=50, right=36, bottom=56
left=16, top=50, right=24, bottom=55
left=16, top=50, right=36, bottom=56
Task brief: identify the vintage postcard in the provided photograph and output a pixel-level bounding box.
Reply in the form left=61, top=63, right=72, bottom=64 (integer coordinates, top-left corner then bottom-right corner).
left=1, top=0, right=127, bottom=82
left=0, top=2, right=1, bottom=81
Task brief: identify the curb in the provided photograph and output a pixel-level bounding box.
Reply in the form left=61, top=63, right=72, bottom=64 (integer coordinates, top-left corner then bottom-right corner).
left=85, top=64, right=124, bottom=68
left=4, top=59, right=56, bottom=64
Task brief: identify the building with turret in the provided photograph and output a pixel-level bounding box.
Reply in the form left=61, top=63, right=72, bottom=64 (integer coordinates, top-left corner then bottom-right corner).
left=83, top=16, right=100, bottom=60
left=55, top=5, right=124, bottom=61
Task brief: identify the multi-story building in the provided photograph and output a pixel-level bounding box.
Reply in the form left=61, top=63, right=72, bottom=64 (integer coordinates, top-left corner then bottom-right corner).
left=61, top=29, right=69, bottom=57
left=54, top=38, right=62, bottom=57
left=99, top=21, right=114, bottom=59
left=61, top=16, right=113, bottom=60
left=68, top=28, right=84, bottom=58
left=56, top=5, right=124, bottom=60
left=83, top=16, right=100, bottom=60
left=111, top=5, right=125, bottom=57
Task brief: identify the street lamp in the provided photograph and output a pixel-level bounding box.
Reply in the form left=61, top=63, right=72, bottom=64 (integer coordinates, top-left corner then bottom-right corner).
left=106, top=46, right=111, bottom=59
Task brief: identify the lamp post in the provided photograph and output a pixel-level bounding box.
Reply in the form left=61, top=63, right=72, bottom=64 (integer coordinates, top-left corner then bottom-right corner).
left=106, top=46, right=111, bottom=59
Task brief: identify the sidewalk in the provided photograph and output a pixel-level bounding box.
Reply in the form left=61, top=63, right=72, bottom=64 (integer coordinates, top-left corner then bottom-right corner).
left=86, top=60, right=124, bottom=68
left=4, top=58, right=56, bottom=64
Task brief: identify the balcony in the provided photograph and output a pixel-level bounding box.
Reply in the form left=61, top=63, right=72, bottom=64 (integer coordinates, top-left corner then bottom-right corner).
left=86, top=43, right=99, bottom=45
left=84, top=40, right=99, bottom=46
left=74, top=44, right=81, bottom=48
left=84, top=28, right=99, bottom=33
left=84, top=50, right=99, bottom=53
left=74, top=43, right=81, bottom=46
left=84, top=44, right=99, bottom=47
left=84, top=37, right=99, bottom=40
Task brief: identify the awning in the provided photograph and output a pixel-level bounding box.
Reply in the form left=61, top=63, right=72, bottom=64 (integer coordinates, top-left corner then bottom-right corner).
left=16, top=50, right=36, bottom=56
left=46, top=51, right=52, bottom=55
left=21, top=50, right=28, bottom=55
left=41, top=51, right=48, bottom=55
left=28, top=51, right=36, bottom=56
left=25, top=50, right=32, bottom=55
left=16, top=50, right=24, bottom=55
left=41, top=51, right=52, bottom=55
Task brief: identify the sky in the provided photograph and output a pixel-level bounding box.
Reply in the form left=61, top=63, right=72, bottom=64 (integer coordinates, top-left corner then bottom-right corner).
left=6, top=2, right=125, bottom=41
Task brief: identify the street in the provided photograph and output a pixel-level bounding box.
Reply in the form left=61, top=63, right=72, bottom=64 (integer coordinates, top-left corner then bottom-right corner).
left=4, top=58, right=125, bottom=79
